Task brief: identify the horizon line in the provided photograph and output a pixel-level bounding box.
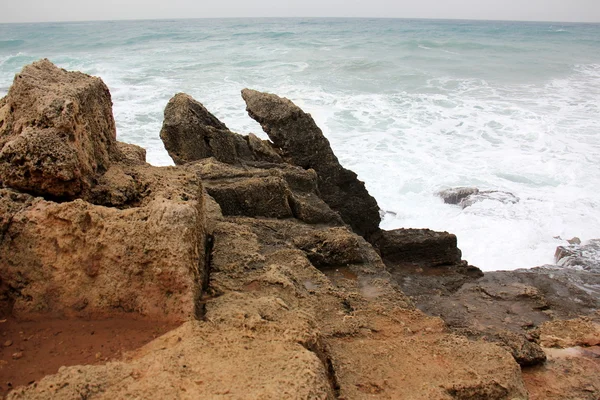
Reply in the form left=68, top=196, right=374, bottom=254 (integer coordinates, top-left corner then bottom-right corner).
left=1, top=16, right=600, bottom=25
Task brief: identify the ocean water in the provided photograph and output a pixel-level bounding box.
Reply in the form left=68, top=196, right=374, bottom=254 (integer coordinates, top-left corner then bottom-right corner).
left=1, top=18, right=599, bottom=271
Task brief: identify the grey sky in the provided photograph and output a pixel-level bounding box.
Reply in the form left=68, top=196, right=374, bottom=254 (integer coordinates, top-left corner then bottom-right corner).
left=2, top=0, right=600, bottom=23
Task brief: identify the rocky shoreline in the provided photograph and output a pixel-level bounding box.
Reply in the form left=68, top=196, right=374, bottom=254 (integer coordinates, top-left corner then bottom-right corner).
left=0, top=60, right=599, bottom=399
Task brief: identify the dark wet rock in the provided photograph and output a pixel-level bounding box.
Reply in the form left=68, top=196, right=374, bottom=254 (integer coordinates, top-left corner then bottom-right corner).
left=490, top=330, right=547, bottom=366
left=555, top=239, right=600, bottom=272
left=437, top=187, right=479, bottom=205
left=241, top=88, right=381, bottom=239
left=438, top=187, right=519, bottom=209
left=159, top=94, right=284, bottom=166
left=159, top=93, right=251, bottom=165
left=372, top=228, right=463, bottom=268
left=0, top=59, right=118, bottom=199
left=401, top=266, right=600, bottom=365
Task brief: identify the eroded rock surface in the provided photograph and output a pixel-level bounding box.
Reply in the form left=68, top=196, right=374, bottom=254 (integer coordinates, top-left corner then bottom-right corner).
left=399, top=266, right=600, bottom=366
left=0, top=169, right=205, bottom=321
left=159, top=93, right=281, bottom=165
left=242, top=88, right=381, bottom=239
left=0, top=59, right=119, bottom=199
left=0, top=61, right=207, bottom=323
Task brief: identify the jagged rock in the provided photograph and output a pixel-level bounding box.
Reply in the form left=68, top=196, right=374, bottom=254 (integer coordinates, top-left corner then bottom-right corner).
left=160, top=93, right=253, bottom=165
left=0, top=166, right=206, bottom=322
left=438, top=187, right=519, bottom=209
left=206, top=175, right=294, bottom=219
left=247, top=133, right=283, bottom=163
left=241, top=88, right=381, bottom=239
left=0, top=59, right=118, bottom=199
left=159, top=93, right=284, bottom=167
left=201, top=205, right=527, bottom=400
left=2, top=60, right=589, bottom=399
left=372, top=228, right=462, bottom=268
left=555, top=239, right=600, bottom=272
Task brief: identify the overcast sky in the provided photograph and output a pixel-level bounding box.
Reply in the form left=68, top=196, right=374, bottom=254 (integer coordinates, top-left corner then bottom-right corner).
left=2, top=0, right=600, bottom=24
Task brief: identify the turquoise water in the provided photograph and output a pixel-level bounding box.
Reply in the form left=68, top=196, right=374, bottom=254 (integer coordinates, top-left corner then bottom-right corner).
left=1, top=18, right=599, bottom=270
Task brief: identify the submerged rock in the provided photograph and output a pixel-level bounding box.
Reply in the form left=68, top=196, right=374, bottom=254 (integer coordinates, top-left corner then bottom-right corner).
left=437, top=187, right=479, bottom=205
left=241, top=88, right=381, bottom=239
left=437, top=186, right=519, bottom=209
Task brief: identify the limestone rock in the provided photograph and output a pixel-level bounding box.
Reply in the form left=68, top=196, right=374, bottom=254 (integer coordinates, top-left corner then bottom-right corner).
left=0, top=59, right=118, bottom=198
left=492, top=329, right=547, bottom=366
left=241, top=88, right=381, bottom=238
left=292, top=227, right=365, bottom=267
left=0, top=166, right=206, bottom=322
left=116, top=142, right=146, bottom=164
left=206, top=175, right=294, bottom=219
left=539, top=318, right=600, bottom=348
left=247, top=133, right=283, bottom=163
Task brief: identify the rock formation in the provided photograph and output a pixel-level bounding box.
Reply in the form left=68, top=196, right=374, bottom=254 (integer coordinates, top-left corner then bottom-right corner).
left=0, top=60, right=207, bottom=323
left=0, top=59, right=119, bottom=199
left=1, top=60, right=599, bottom=400
left=241, top=88, right=381, bottom=239
left=159, top=93, right=282, bottom=165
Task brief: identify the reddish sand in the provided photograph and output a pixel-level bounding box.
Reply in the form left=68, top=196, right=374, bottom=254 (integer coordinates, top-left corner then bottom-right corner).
left=0, top=318, right=178, bottom=397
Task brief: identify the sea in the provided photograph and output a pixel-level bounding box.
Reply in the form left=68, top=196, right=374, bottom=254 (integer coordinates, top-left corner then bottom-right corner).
left=1, top=18, right=599, bottom=271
